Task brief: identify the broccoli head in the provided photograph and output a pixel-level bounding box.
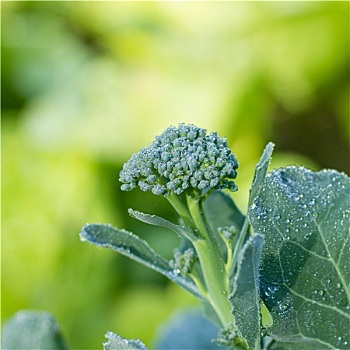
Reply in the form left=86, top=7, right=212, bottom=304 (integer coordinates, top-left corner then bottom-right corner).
left=119, top=123, right=239, bottom=196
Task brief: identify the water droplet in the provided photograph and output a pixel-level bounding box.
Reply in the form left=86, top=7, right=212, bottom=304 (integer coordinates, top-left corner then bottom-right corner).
left=308, top=199, right=316, bottom=206
left=318, top=290, right=325, bottom=296
left=173, top=269, right=180, bottom=276
left=336, top=283, right=341, bottom=288
left=279, top=303, right=288, bottom=311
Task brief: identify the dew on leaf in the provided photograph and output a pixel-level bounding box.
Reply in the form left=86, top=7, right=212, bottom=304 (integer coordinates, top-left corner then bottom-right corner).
left=249, top=167, right=350, bottom=348
left=172, top=269, right=180, bottom=276
left=308, top=198, right=316, bottom=206
left=274, top=214, right=281, bottom=221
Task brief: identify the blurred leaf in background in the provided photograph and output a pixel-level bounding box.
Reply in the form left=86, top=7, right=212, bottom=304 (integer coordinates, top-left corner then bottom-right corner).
left=2, top=1, right=349, bottom=349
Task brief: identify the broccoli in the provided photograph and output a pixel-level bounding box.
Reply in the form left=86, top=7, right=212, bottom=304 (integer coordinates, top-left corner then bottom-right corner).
left=120, top=123, right=239, bottom=197
left=119, top=123, right=239, bottom=327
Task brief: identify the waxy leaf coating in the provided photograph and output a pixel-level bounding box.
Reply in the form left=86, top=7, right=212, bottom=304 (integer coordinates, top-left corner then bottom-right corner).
left=230, top=234, right=264, bottom=350
left=80, top=224, right=203, bottom=299
left=249, top=167, right=350, bottom=349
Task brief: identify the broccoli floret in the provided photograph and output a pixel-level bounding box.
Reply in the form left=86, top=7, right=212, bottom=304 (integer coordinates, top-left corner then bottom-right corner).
left=120, top=123, right=239, bottom=196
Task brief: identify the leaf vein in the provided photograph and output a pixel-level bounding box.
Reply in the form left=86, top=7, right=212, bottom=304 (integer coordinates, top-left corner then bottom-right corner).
left=315, top=219, right=350, bottom=302
left=287, top=285, right=350, bottom=319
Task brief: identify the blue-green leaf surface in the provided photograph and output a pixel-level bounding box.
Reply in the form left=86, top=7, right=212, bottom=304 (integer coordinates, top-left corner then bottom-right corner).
left=205, top=190, right=245, bottom=233
left=154, top=308, right=226, bottom=350
left=267, top=340, right=319, bottom=349
left=80, top=224, right=203, bottom=299
left=204, top=190, right=246, bottom=259
left=230, top=234, right=264, bottom=350
left=2, top=310, right=69, bottom=350
left=103, top=331, right=147, bottom=350
left=128, top=208, right=199, bottom=241
left=249, top=142, right=274, bottom=205
left=249, top=167, right=350, bottom=349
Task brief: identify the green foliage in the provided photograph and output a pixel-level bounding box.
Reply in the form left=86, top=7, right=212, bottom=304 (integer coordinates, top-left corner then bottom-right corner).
left=229, top=234, right=264, bottom=349
left=128, top=208, right=199, bottom=241
left=80, top=125, right=349, bottom=349
left=249, top=142, right=275, bottom=206
left=154, top=308, right=226, bottom=350
left=80, top=224, right=202, bottom=299
left=103, top=332, right=147, bottom=350
left=2, top=311, right=69, bottom=350
left=249, top=167, right=350, bottom=349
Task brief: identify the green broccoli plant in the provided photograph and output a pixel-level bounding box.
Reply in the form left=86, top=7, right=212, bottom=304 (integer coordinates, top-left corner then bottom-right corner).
left=80, top=123, right=349, bottom=350
left=4, top=124, right=348, bottom=350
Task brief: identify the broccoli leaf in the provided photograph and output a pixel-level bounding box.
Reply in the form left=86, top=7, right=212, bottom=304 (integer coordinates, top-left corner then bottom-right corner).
left=249, top=167, right=350, bottom=349
left=154, top=308, right=226, bottom=350
left=128, top=208, right=199, bottom=241
left=249, top=142, right=275, bottom=205
left=80, top=224, right=203, bottom=299
left=2, top=310, right=69, bottom=350
left=267, top=340, right=319, bottom=349
left=103, top=331, right=147, bottom=350
left=204, top=191, right=246, bottom=259
left=229, top=234, right=264, bottom=350
left=205, top=190, right=245, bottom=233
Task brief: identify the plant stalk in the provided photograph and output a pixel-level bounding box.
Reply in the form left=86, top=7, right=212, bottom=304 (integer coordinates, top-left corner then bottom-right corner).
left=186, top=194, right=233, bottom=327
left=167, top=192, right=233, bottom=327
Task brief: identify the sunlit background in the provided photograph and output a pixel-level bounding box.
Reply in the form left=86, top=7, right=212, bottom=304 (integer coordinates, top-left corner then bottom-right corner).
left=2, top=2, right=349, bottom=349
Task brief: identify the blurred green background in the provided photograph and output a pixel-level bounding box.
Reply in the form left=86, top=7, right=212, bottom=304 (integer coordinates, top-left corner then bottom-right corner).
left=2, top=1, right=349, bottom=349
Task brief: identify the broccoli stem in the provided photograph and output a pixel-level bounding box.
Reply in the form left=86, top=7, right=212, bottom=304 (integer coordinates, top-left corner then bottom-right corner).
left=167, top=191, right=233, bottom=327
left=167, top=193, right=195, bottom=230
left=186, top=195, right=233, bottom=327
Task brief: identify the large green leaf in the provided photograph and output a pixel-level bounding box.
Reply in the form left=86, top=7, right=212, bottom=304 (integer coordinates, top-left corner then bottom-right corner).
left=249, top=167, right=350, bottom=349
left=2, top=310, right=69, bottom=350
left=80, top=224, right=203, bottom=299
left=229, top=234, right=264, bottom=350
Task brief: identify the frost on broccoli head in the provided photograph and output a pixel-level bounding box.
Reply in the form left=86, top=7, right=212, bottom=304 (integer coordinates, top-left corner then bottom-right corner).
left=119, top=123, right=239, bottom=197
